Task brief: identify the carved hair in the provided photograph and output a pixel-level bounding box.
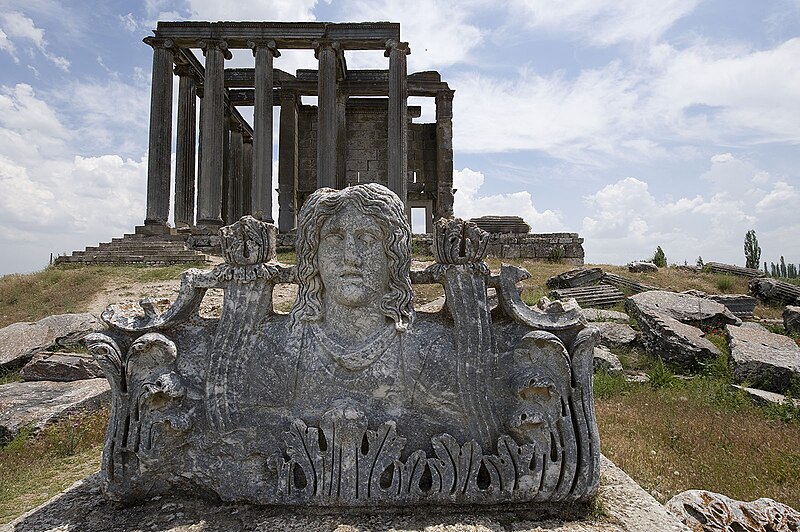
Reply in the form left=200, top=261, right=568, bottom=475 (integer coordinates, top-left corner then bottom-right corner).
left=290, top=183, right=415, bottom=331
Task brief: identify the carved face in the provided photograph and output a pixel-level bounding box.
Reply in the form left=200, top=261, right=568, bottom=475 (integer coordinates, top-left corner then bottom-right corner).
left=318, top=205, right=390, bottom=308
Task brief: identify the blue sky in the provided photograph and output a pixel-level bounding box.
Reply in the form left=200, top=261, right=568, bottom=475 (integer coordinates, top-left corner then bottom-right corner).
left=0, top=0, right=798, bottom=275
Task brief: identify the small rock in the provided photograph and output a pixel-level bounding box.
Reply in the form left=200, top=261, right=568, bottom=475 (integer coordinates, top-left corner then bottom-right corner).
left=594, top=322, right=638, bottom=348
left=785, top=305, right=800, bottom=334
left=667, top=489, right=800, bottom=532
left=593, top=346, right=623, bottom=374
left=731, top=384, right=800, bottom=408
left=628, top=261, right=658, bottom=273
left=727, top=322, right=800, bottom=394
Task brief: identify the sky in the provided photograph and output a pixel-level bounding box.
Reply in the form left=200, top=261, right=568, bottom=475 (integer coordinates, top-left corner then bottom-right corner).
left=0, top=0, right=798, bottom=275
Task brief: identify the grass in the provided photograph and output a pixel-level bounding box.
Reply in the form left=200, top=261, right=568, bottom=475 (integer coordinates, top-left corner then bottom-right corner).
left=0, top=409, right=108, bottom=524
left=595, top=372, right=800, bottom=508
left=0, top=263, right=211, bottom=328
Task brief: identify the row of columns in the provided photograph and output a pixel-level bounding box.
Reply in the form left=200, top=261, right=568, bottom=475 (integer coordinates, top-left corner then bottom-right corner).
left=142, top=36, right=410, bottom=233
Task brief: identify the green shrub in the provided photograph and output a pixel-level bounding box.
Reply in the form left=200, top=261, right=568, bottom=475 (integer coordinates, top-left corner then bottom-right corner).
left=652, top=246, right=667, bottom=268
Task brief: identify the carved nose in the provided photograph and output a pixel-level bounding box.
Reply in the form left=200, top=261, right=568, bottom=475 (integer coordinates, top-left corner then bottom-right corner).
left=343, top=234, right=362, bottom=266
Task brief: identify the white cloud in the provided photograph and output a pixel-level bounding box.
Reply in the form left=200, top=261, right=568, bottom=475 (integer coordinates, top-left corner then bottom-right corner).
left=508, top=0, right=699, bottom=46
left=710, top=153, right=733, bottom=163
left=0, top=28, right=17, bottom=60
left=453, top=168, right=564, bottom=231
left=0, top=83, right=148, bottom=273
left=755, top=181, right=799, bottom=213
left=337, top=0, right=483, bottom=70
left=0, top=11, right=69, bottom=70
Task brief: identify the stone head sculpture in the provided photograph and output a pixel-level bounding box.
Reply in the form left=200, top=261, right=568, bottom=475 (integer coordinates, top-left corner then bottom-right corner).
left=290, top=183, right=414, bottom=332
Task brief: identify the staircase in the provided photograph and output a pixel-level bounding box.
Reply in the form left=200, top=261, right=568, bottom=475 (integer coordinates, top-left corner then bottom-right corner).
left=55, top=231, right=212, bottom=266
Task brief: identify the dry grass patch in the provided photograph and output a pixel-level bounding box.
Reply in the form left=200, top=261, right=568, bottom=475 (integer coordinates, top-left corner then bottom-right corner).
left=0, top=263, right=211, bottom=328
left=595, top=377, right=800, bottom=509
left=0, top=409, right=108, bottom=524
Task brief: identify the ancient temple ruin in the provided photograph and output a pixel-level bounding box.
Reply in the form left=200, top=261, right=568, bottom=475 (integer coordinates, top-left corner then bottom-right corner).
left=142, top=21, right=454, bottom=235
left=56, top=20, right=583, bottom=266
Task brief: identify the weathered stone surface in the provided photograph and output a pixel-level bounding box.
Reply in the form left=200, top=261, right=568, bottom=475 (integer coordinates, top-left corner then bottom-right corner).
left=0, top=379, right=110, bottom=443
left=602, top=273, right=658, bottom=294
left=547, top=267, right=604, bottom=289
left=4, top=455, right=690, bottom=532
left=726, top=322, right=800, bottom=393
left=666, top=489, right=800, bottom=532
left=581, top=308, right=630, bottom=324
left=705, top=294, right=757, bottom=319
left=785, top=305, right=800, bottom=334
left=705, top=262, right=766, bottom=279
left=594, top=322, right=637, bottom=348
left=627, top=291, right=740, bottom=327
left=551, top=284, right=624, bottom=308
left=593, top=346, right=623, bottom=375
left=627, top=261, right=657, bottom=273
left=20, top=352, right=104, bottom=382
left=87, top=184, right=601, bottom=509
left=468, top=215, right=531, bottom=234
left=0, top=313, right=104, bottom=371
left=626, top=294, right=722, bottom=372
left=749, top=277, right=800, bottom=306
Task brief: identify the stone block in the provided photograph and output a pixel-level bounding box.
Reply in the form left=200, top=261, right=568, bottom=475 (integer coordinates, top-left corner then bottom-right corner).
left=593, top=346, right=623, bottom=374
left=667, top=490, right=800, bottom=532
left=727, top=322, right=800, bottom=393
left=20, top=352, right=104, bottom=382
left=0, top=313, right=105, bottom=371
left=784, top=305, right=800, bottom=334
left=0, top=378, right=110, bottom=443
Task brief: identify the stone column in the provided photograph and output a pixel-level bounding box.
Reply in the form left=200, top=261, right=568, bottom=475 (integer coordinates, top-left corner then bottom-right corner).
left=197, top=39, right=230, bottom=230
left=336, top=93, right=348, bottom=189
left=435, top=89, right=455, bottom=220
left=173, top=63, right=197, bottom=229
left=278, top=92, right=299, bottom=232
left=386, top=40, right=410, bottom=207
left=248, top=40, right=280, bottom=222
left=142, top=37, right=174, bottom=230
left=242, top=135, right=254, bottom=221
left=313, top=40, right=339, bottom=189
left=221, top=108, right=231, bottom=224
left=227, top=121, right=244, bottom=222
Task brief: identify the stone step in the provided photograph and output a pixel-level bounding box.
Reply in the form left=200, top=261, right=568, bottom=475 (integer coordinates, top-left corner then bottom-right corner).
left=705, top=261, right=765, bottom=278
left=602, top=273, right=658, bottom=294
left=67, top=248, right=206, bottom=259
left=551, top=284, right=624, bottom=308
left=55, top=255, right=209, bottom=265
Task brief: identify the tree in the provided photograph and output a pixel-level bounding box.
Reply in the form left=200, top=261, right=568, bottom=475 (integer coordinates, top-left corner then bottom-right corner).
left=652, top=246, right=667, bottom=268
left=781, top=256, right=787, bottom=278
left=697, top=256, right=705, bottom=268
left=744, top=230, right=761, bottom=269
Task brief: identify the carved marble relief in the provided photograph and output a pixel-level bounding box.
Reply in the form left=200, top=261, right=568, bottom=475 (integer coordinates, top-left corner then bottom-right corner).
left=87, top=183, right=600, bottom=508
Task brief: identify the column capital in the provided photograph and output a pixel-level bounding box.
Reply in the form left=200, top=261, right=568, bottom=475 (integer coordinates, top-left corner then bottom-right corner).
left=384, top=39, right=410, bottom=57
left=243, top=134, right=253, bottom=144
left=229, top=120, right=243, bottom=133
left=199, top=39, right=232, bottom=60
left=143, top=36, right=174, bottom=50
left=247, top=40, right=280, bottom=58
left=173, top=63, right=195, bottom=78
left=312, top=39, right=340, bottom=59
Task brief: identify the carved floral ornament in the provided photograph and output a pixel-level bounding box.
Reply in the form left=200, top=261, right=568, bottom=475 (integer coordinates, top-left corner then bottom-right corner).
left=88, top=183, right=600, bottom=509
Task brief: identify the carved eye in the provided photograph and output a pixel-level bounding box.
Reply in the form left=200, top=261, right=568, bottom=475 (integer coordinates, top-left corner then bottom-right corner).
left=323, top=232, right=343, bottom=242
left=359, top=232, right=379, bottom=244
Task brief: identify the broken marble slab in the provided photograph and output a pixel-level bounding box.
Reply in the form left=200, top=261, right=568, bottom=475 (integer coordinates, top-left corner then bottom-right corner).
left=666, top=489, right=800, bottom=532
left=627, top=291, right=740, bottom=327
left=0, top=314, right=104, bottom=371
left=726, top=322, right=800, bottom=394
left=785, top=305, right=800, bottom=335
left=0, top=378, right=109, bottom=443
